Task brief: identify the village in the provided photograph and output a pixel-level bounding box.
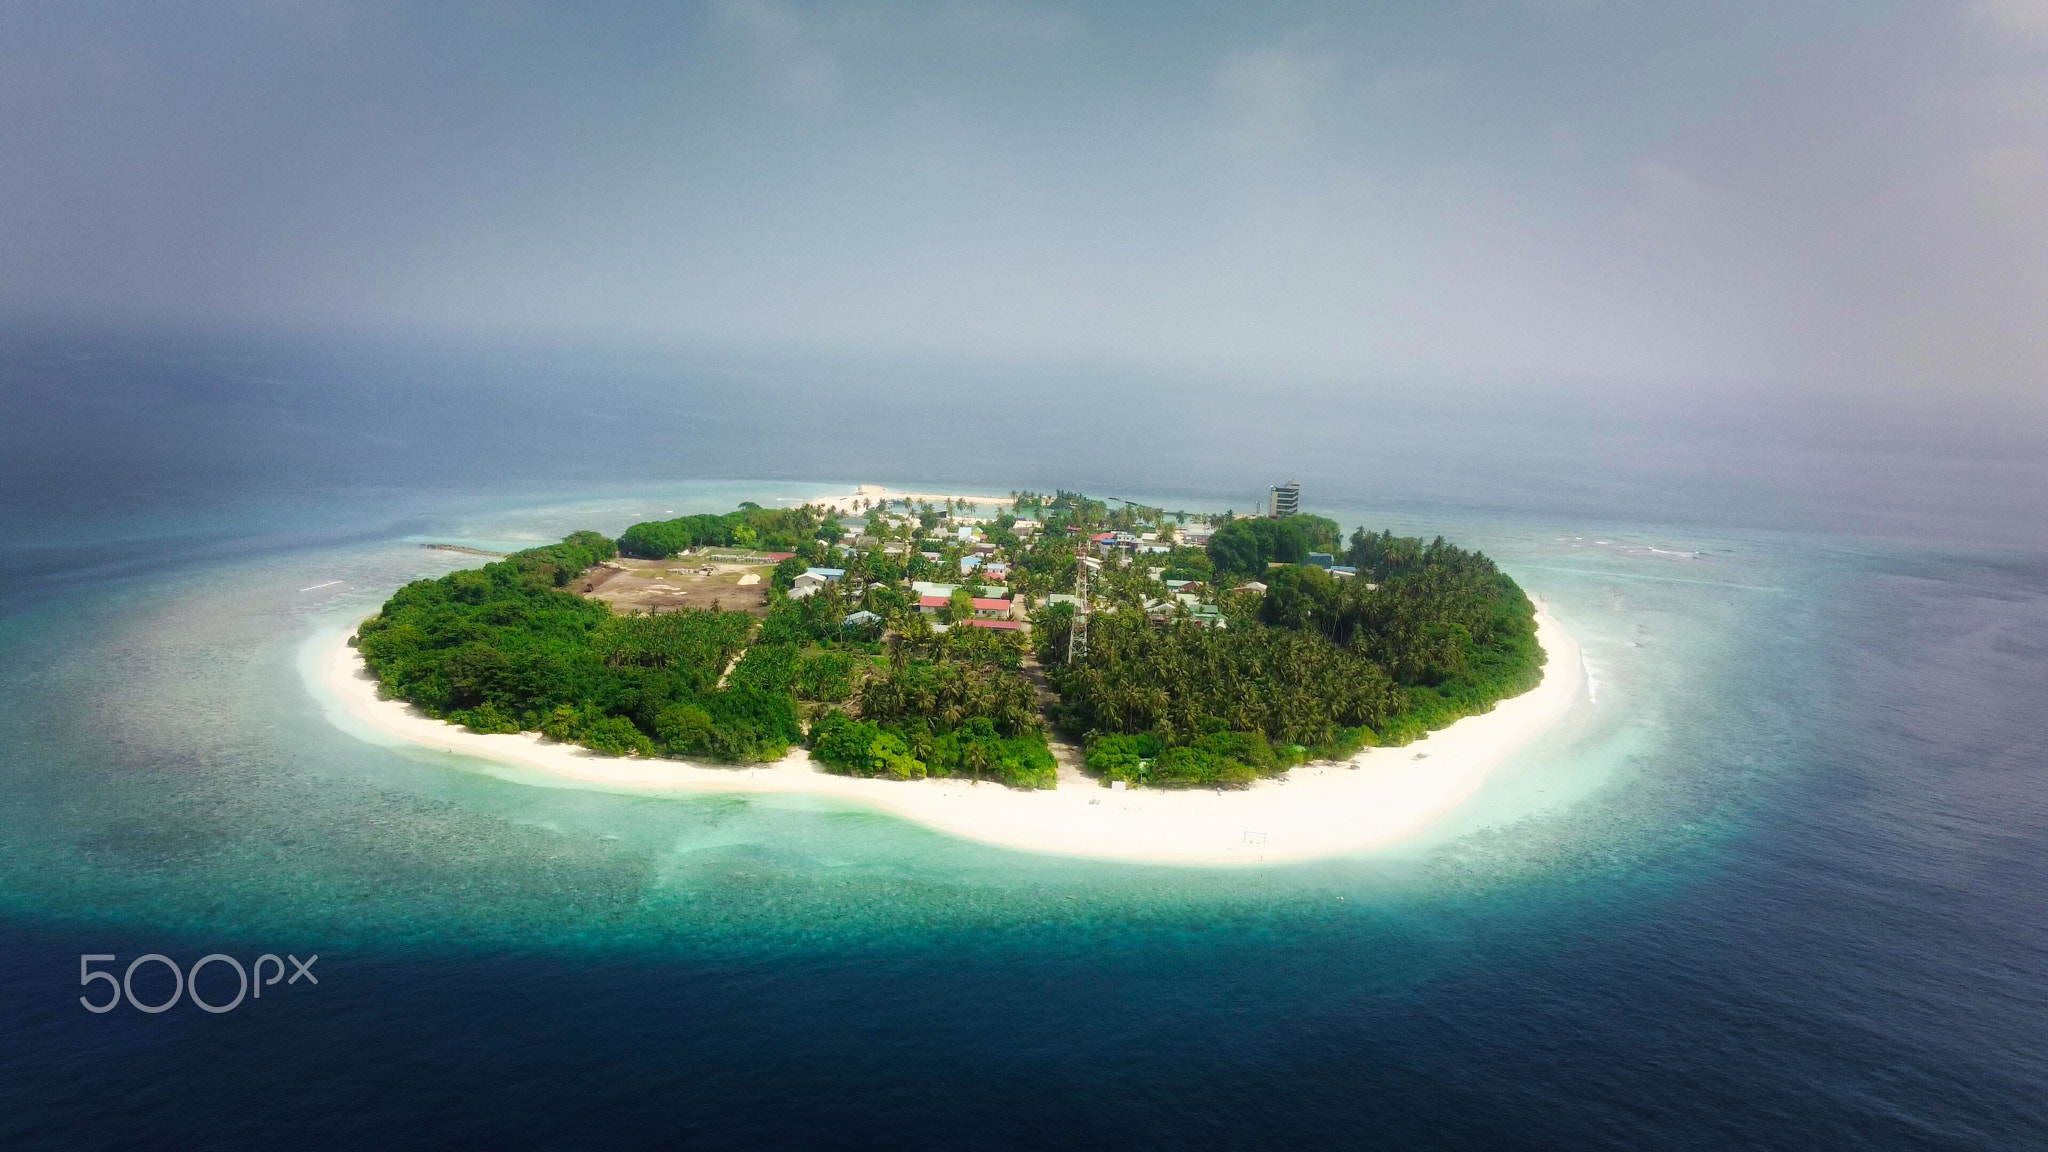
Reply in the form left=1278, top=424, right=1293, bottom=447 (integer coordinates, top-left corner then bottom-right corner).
left=754, top=480, right=1368, bottom=641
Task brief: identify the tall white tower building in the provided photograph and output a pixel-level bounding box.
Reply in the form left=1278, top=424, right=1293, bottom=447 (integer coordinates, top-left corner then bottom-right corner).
left=1268, top=480, right=1300, bottom=518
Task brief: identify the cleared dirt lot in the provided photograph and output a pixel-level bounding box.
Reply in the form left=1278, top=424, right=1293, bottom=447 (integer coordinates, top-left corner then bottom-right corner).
left=574, top=555, right=775, bottom=616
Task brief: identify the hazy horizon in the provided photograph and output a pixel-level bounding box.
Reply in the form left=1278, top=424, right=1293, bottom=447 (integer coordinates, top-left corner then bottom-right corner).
left=4, top=2, right=2048, bottom=417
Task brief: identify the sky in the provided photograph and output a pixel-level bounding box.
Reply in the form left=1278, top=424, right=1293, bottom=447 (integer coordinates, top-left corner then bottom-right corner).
left=2, top=1, right=2046, bottom=411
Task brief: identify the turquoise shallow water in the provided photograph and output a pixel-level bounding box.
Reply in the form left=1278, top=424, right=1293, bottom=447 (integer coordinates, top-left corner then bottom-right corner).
left=2, top=336, right=2044, bottom=1147
left=2, top=486, right=1746, bottom=948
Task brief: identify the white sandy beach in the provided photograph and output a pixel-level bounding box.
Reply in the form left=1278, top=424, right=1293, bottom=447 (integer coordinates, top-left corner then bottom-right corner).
left=316, top=609, right=1582, bottom=865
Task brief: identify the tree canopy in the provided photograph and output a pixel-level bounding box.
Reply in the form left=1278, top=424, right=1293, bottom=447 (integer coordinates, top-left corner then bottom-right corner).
left=1205, top=514, right=1342, bottom=578
left=1049, top=528, right=1541, bottom=787
left=355, top=533, right=794, bottom=761
left=617, top=504, right=836, bottom=559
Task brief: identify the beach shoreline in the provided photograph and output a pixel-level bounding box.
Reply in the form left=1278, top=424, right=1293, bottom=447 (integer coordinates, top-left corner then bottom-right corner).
left=311, top=608, right=1583, bottom=865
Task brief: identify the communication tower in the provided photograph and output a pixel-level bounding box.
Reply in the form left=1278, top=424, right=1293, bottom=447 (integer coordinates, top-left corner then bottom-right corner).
left=1068, top=546, right=1090, bottom=663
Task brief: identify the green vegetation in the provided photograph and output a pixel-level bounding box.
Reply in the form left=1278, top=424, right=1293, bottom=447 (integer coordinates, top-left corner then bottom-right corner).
left=810, top=713, right=1055, bottom=788
left=1049, top=527, right=1541, bottom=789
left=356, top=509, right=1058, bottom=785
left=355, top=534, right=794, bottom=761
left=1084, top=728, right=1319, bottom=789
left=1205, top=513, right=1342, bottom=578
left=357, top=491, right=1545, bottom=795
left=808, top=626, right=1054, bottom=789
left=617, top=502, right=836, bottom=559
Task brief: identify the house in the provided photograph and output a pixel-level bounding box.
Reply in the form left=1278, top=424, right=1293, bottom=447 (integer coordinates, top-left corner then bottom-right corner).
left=1330, top=565, right=1358, bottom=578
left=1307, top=553, right=1334, bottom=569
left=914, top=595, right=1014, bottom=618
left=1146, top=596, right=1223, bottom=627
left=841, top=610, right=882, bottom=631
left=1010, top=518, right=1039, bottom=535
left=790, top=571, right=829, bottom=596
left=1092, top=531, right=1143, bottom=555
left=960, top=555, right=983, bottom=573
left=959, top=617, right=1027, bottom=632
left=915, top=577, right=1005, bottom=598
left=982, top=561, right=1009, bottom=581
left=804, top=567, right=847, bottom=582
left=1235, top=581, right=1268, bottom=595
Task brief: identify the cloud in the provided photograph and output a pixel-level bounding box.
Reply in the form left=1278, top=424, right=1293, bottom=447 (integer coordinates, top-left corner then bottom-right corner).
left=711, top=0, right=841, bottom=107
left=1212, top=45, right=1336, bottom=154
left=940, top=0, right=1080, bottom=47
left=1973, top=0, right=2048, bottom=35
left=1624, top=160, right=1723, bottom=234
left=1971, top=0, right=2048, bottom=42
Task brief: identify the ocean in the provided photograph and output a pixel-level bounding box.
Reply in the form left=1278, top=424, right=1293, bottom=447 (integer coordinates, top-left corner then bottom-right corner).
left=1, top=330, right=2044, bottom=1148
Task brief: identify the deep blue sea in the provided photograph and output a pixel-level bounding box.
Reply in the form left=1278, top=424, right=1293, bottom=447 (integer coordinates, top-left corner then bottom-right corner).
left=2, top=330, right=2044, bottom=1149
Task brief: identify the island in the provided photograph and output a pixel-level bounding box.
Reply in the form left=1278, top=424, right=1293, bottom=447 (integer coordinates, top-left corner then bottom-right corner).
left=331, top=481, right=1564, bottom=852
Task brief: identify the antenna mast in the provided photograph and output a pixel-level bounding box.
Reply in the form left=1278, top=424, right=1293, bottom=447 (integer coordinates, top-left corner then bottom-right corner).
left=1067, top=545, right=1089, bottom=664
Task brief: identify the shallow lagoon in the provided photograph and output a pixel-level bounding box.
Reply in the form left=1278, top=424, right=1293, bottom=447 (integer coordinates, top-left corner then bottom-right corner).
left=3, top=484, right=1740, bottom=941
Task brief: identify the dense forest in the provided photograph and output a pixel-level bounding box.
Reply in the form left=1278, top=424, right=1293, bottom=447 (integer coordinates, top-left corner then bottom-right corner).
left=353, top=534, right=808, bottom=759
left=617, top=503, right=838, bottom=559
left=1044, top=529, right=1541, bottom=788
left=1205, top=513, right=1343, bottom=578
left=809, top=626, right=1054, bottom=789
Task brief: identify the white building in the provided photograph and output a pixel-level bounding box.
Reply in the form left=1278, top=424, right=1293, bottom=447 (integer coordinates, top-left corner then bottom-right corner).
left=1268, top=480, right=1300, bottom=518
